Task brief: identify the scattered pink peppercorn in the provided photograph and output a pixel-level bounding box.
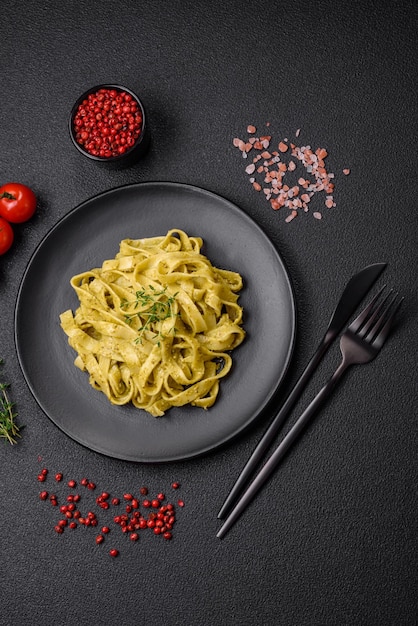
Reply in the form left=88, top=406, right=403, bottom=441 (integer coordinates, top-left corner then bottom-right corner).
left=37, top=468, right=182, bottom=555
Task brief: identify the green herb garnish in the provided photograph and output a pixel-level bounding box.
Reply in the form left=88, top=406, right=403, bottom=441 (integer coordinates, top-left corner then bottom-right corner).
left=121, top=286, right=178, bottom=344
left=0, top=359, right=21, bottom=445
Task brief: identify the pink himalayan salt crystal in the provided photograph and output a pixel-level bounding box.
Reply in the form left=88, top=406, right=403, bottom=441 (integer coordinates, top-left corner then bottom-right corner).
left=285, top=210, right=298, bottom=223
left=233, top=125, right=345, bottom=223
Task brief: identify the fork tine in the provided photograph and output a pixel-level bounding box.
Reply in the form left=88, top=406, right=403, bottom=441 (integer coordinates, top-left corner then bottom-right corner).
left=349, top=285, right=386, bottom=333
left=364, top=292, right=399, bottom=343
left=370, top=295, right=403, bottom=349
left=358, top=289, right=393, bottom=338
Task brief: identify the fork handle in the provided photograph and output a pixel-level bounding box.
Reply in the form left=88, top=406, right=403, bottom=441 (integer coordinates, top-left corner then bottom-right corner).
left=216, top=359, right=349, bottom=539
left=284, top=360, right=347, bottom=442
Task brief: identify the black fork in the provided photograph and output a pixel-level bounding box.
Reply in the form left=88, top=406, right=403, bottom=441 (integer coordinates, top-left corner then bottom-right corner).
left=217, top=287, right=403, bottom=538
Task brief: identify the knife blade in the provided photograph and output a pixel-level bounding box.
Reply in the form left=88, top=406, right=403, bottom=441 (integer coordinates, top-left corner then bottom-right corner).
left=217, top=262, right=387, bottom=521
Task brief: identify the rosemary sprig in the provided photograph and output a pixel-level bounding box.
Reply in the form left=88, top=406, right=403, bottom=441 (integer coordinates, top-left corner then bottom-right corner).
left=0, top=359, right=21, bottom=445
left=121, top=286, right=178, bottom=344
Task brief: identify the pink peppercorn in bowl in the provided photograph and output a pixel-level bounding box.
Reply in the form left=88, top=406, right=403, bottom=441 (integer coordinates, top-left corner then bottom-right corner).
left=69, top=84, right=150, bottom=168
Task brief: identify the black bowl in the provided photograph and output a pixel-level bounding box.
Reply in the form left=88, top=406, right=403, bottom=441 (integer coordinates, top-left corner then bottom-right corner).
left=69, top=84, right=150, bottom=168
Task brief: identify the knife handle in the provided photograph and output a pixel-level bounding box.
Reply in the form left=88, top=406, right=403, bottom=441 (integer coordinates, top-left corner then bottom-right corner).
left=217, top=335, right=332, bottom=519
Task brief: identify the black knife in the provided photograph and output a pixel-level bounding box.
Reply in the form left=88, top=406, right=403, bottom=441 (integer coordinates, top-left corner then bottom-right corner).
left=217, top=262, right=387, bottom=521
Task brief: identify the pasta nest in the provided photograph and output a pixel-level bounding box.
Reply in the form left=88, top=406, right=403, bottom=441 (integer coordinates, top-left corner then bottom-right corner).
left=60, top=229, right=245, bottom=416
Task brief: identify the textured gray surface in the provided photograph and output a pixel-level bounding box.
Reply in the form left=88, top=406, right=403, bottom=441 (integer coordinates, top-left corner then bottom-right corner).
left=1, top=1, right=417, bottom=625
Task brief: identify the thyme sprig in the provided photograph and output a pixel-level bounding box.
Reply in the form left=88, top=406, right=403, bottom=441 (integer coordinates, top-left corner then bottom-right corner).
left=0, top=359, right=21, bottom=445
left=121, top=286, right=178, bottom=344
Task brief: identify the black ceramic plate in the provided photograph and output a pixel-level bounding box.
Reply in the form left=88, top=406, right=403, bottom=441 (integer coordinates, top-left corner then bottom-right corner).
left=15, top=182, right=296, bottom=462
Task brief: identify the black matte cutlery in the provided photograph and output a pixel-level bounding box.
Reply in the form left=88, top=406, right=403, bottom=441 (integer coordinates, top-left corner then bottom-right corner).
left=217, top=262, right=387, bottom=521
left=216, top=286, right=402, bottom=539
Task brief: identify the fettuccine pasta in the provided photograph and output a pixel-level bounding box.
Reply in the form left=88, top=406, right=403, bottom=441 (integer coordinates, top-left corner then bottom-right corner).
left=60, top=229, right=245, bottom=416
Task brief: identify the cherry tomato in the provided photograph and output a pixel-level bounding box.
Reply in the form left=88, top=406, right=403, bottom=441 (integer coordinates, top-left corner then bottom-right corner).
left=0, top=183, right=37, bottom=223
left=0, top=217, right=14, bottom=255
